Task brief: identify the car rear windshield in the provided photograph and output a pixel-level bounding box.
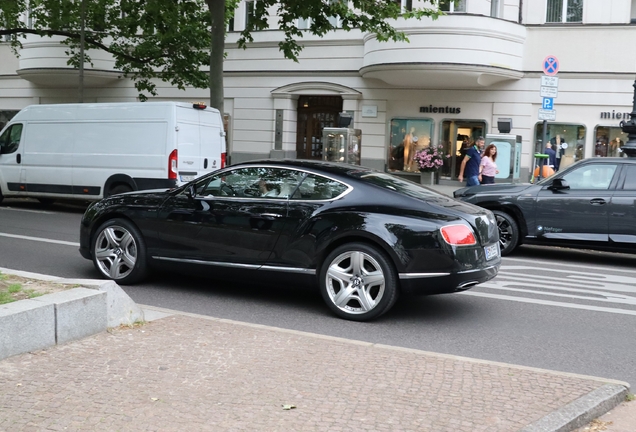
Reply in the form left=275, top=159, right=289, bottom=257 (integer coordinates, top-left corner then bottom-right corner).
left=351, top=172, right=442, bottom=200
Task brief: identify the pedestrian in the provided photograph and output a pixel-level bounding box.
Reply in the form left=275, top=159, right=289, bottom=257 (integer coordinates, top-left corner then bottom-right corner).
left=544, top=142, right=556, bottom=167
left=458, top=138, right=482, bottom=186
left=476, top=136, right=486, bottom=155
left=479, top=144, right=499, bottom=184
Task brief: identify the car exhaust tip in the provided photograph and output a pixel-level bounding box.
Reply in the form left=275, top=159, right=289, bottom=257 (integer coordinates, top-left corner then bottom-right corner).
left=456, top=281, right=479, bottom=291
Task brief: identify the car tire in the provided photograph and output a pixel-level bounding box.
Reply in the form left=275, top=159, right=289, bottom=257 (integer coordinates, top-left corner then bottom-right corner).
left=108, top=184, right=133, bottom=197
left=493, top=210, right=519, bottom=256
left=91, top=218, right=148, bottom=284
left=319, top=242, right=399, bottom=322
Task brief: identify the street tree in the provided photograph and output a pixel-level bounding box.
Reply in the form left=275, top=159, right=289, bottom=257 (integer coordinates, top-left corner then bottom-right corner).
left=0, top=0, right=443, bottom=114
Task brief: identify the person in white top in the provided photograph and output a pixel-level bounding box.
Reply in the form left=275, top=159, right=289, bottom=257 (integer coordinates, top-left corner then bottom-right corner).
left=479, top=144, right=499, bottom=185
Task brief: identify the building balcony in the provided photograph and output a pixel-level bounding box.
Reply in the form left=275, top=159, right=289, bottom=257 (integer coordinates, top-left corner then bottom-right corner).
left=16, top=35, right=121, bottom=87
left=360, top=14, right=526, bottom=88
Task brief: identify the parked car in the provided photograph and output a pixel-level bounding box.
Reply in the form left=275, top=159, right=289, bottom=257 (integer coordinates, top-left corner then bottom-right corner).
left=79, top=160, right=500, bottom=321
left=454, top=157, right=636, bottom=256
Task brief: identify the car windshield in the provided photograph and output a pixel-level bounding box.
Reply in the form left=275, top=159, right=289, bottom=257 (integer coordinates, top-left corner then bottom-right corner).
left=351, top=172, right=441, bottom=200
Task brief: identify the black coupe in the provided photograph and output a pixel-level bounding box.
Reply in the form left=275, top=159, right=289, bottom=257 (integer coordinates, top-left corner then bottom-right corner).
left=79, top=160, right=500, bottom=321
left=454, top=157, right=636, bottom=256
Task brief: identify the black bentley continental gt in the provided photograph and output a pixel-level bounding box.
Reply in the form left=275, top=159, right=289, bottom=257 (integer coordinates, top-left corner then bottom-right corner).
left=79, top=160, right=500, bottom=321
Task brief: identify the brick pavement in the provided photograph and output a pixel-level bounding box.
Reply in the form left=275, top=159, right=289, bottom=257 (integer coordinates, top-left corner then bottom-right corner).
left=0, top=311, right=627, bottom=431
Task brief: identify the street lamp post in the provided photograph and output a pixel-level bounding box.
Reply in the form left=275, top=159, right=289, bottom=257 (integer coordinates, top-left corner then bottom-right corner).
left=619, top=80, right=636, bottom=158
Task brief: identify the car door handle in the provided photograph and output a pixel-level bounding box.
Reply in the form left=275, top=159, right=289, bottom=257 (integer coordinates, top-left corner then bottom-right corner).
left=259, top=213, right=282, bottom=220
left=589, top=198, right=606, bottom=205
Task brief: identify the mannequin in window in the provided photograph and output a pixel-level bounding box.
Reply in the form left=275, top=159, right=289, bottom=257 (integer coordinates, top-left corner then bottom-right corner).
left=609, top=137, right=623, bottom=157
left=402, top=126, right=417, bottom=171
left=551, top=135, right=566, bottom=170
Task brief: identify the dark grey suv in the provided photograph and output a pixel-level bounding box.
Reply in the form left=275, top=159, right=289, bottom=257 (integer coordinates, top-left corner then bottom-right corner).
left=454, top=157, right=636, bottom=256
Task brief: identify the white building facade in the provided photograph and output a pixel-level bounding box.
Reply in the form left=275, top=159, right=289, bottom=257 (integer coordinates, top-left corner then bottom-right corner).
left=2, top=0, right=636, bottom=183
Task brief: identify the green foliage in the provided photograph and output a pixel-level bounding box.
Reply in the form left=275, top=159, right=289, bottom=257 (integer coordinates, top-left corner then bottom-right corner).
left=0, top=0, right=442, bottom=104
left=7, top=284, right=21, bottom=293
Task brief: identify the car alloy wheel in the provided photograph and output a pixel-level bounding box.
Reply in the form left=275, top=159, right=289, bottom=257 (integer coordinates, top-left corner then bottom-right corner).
left=493, top=210, right=519, bottom=256
left=320, top=242, right=398, bottom=321
left=92, top=218, right=147, bottom=284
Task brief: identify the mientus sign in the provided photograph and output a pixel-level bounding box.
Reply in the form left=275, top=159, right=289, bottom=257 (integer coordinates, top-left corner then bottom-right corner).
left=419, top=105, right=461, bottom=114
left=600, top=110, right=631, bottom=120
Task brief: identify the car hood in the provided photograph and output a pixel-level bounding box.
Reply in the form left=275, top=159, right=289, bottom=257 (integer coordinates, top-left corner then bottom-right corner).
left=454, top=183, right=533, bottom=198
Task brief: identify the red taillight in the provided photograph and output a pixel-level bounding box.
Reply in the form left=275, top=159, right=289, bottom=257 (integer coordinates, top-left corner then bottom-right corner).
left=440, top=224, right=477, bottom=246
left=221, top=152, right=226, bottom=168
left=168, top=149, right=178, bottom=180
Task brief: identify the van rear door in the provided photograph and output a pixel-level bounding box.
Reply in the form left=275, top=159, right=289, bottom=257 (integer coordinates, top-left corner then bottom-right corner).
left=175, top=105, right=224, bottom=183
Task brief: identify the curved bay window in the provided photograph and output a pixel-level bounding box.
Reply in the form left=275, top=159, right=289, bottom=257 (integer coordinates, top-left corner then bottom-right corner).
left=534, top=123, right=586, bottom=171
left=594, top=126, right=627, bottom=157
left=439, top=120, right=486, bottom=179
left=388, top=118, right=433, bottom=173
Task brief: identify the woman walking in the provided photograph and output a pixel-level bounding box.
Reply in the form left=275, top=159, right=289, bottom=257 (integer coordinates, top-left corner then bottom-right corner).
left=479, top=144, right=499, bottom=184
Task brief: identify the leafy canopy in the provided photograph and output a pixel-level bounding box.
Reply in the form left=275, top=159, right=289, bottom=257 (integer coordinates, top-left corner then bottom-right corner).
left=0, top=0, right=442, bottom=103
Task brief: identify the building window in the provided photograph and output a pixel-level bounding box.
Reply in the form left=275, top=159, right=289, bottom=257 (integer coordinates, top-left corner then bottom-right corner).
left=0, top=110, right=19, bottom=131
left=388, top=118, right=434, bottom=173
left=594, top=126, right=627, bottom=158
left=546, top=0, right=583, bottom=23
left=534, top=123, right=586, bottom=171
left=490, top=0, right=501, bottom=17
left=391, top=0, right=413, bottom=12
left=439, top=0, right=466, bottom=13
left=245, top=0, right=255, bottom=28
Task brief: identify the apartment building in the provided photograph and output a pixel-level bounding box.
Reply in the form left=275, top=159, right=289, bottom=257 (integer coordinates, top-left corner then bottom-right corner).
left=2, top=0, right=636, bottom=182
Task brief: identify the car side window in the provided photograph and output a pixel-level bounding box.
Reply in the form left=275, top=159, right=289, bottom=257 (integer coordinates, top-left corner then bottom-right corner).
left=620, top=166, right=636, bottom=190
left=294, top=174, right=348, bottom=200
left=194, top=167, right=303, bottom=199
left=561, top=164, right=618, bottom=190
left=0, top=124, right=23, bottom=154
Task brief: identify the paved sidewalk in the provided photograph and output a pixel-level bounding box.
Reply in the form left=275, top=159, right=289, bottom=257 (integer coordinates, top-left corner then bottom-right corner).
left=0, top=307, right=630, bottom=431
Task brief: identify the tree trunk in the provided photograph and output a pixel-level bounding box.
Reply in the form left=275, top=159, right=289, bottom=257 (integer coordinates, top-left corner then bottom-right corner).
left=206, top=0, right=225, bottom=115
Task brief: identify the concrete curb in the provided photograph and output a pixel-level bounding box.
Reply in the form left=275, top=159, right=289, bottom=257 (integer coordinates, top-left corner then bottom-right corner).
left=520, top=383, right=629, bottom=432
left=0, top=267, right=144, bottom=361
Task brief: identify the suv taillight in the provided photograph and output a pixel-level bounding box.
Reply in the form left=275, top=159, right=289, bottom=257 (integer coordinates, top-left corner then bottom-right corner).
left=168, top=149, right=178, bottom=180
left=440, top=224, right=476, bottom=246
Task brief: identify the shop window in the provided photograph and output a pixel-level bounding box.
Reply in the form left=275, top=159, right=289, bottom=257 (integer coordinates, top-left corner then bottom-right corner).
left=546, top=0, right=583, bottom=23
left=534, top=123, right=585, bottom=171
left=594, top=126, right=627, bottom=158
left=388, top=118, right=434, bottom=173
left=439, top=0, right=466, bottom=13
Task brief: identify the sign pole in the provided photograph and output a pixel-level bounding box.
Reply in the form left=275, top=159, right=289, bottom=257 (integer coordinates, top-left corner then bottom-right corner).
left=539, top=120, right=548, bottom=181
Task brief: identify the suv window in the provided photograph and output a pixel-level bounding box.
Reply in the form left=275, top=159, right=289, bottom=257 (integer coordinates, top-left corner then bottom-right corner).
left=621, top=165, right=636, bottom=190
left=561, top=164, right=618, bottom=190
left=0, top=124, right=23, bottom=154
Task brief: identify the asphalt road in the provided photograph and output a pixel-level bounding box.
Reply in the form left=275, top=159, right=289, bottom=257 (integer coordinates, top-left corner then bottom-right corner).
left=1, top=197, right=635, bottom=387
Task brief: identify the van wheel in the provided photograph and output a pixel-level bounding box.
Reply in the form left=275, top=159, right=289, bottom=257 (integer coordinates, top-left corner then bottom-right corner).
left=37, top=198, right=56, bottom=206
left=319, top=242, right=399, bottom=322
left=108, top=184, right=132, bottom=197
left=92, top=218, right=147, bottom=284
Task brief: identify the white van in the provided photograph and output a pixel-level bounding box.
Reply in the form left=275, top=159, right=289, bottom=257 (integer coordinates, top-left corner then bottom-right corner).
left=0, top=102, right=226, bottom=204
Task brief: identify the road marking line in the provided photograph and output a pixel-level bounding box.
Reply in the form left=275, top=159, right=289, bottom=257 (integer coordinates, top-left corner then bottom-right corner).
left=0, top=207, right=55, bottom=214
left=503, top=256, right=636, bottom=273
left=461, top=291, right=636, bottom=316
left=0, top=232, right=79, bottom=247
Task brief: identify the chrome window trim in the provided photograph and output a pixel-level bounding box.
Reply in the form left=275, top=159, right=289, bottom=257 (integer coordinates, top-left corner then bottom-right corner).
left=152, top=256, right=316, bottom=275
left=399, top=272, right=451, bottom=279
left=182, top=164, right=354, bottom=203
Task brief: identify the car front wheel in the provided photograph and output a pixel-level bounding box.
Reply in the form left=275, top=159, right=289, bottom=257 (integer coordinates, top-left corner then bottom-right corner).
left=92, top=218, right=147, bottom=284
left=493, top=210, right=520, bottom=256
left=319, top=242, right=399, bottom=321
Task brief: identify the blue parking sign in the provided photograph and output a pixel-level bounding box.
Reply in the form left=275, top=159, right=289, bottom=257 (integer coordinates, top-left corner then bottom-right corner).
left=542, top=98, right=554, bottom=110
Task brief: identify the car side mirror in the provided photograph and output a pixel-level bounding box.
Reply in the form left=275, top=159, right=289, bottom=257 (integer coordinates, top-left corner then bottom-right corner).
left=549, top=178, right=570, bottom=190
left=184, top=184, right=196, bottom=199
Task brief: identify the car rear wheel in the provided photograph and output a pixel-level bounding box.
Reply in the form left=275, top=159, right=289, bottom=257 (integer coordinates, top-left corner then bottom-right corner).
left=493, top=210, right=519, bottom=256
left=92, top=218, right=147, bottom=284
left=319, top=242, right=399, bottom=321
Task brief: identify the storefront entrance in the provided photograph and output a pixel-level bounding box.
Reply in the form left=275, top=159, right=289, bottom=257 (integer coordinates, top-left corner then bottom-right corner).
left=439, top=120, right=486, bottom=179
left=296, top=96, right=343, bottom=160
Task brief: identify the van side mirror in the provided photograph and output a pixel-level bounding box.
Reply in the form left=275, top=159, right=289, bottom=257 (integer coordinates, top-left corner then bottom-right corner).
left=549, top=178, right=570, bottom=190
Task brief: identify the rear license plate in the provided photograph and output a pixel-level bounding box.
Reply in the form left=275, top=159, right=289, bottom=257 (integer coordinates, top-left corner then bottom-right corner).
left=484, top=243, right=499, bottom=260
left=180, top=175, right=195, bottom=182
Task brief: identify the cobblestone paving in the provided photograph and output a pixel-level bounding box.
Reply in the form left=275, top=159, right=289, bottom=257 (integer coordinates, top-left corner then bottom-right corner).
left=0, top=314, right=608, bottom=431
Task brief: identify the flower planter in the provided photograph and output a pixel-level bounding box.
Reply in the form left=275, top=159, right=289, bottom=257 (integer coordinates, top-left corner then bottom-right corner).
left=420, top=171, right=436, bottom=186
